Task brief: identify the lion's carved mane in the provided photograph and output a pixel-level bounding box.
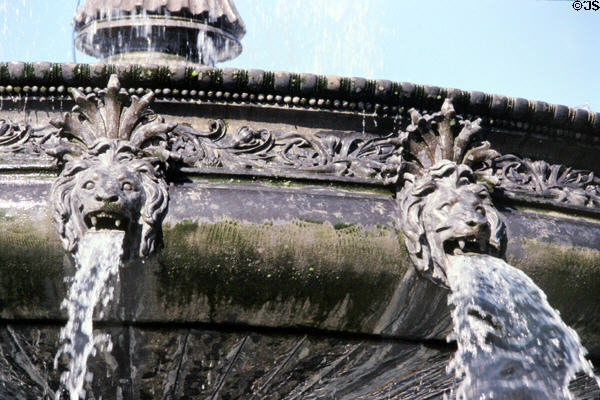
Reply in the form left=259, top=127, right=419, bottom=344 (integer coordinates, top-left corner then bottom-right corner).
left=398, top=160, right=506, bottom=287
left=45, top=75, right=175, bottom=260
left=50, top=140, right=169, bottom=259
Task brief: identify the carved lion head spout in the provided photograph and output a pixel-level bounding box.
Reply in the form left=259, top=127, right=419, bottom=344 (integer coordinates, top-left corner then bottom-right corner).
left=47, top=75, right=174, bottom=259
left=396, top=99, right=506, bottom=287
left=51, top=140, right=169, bottom=259
left=398, top=161, right=505, bottom=287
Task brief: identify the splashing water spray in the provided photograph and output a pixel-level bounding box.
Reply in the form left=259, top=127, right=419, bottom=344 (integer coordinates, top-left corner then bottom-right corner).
left=54, top=231, right=124, bottom=400
left=446, top=255, right=600, bottom=400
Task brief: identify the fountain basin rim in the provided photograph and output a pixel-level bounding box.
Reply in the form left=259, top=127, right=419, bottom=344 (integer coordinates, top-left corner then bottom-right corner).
left=1, top=62, right=598, bottom=135
left=0, top=62, right=598, bottom=133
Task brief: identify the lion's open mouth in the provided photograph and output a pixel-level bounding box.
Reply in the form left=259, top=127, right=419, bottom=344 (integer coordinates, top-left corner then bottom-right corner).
left=444, top=236, right=485, bottom=256
left=84, top=211, right=129, bottom=232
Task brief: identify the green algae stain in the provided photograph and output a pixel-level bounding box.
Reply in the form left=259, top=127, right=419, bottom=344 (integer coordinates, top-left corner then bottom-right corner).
left=0, top=216, right=64, bottom=311
left=510, top=239, right=600, bottom=333
left=158, top=219, right=409, bottom=329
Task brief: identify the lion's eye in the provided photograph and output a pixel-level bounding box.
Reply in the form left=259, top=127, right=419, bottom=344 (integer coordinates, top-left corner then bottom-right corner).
left=122, top=182, right=134, bottom=191
left=438, top=203, right=450, bottom=212
left=83, top=181, right=95, bottom=190
left=458, top=177, right=471, bottom=186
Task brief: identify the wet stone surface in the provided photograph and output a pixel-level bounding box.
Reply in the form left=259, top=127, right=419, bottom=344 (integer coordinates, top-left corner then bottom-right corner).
left=0, top=325, right=598, bottom=399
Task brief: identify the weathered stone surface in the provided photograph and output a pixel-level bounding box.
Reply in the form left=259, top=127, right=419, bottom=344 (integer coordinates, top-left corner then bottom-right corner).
left=1, top=325, right=597, bottom=399
left=2, top=179, right=600, bottom=361
left=46, top=76, right=173, bottom=260
left=1, top=64, right=600, bottom=398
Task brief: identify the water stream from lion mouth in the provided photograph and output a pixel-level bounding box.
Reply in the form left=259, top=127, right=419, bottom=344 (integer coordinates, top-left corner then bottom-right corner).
left=445, top=254, right=600, bottom=399
left=54, top=231, right=124, bottom=400
left=48, top=232, right=600, bottom=399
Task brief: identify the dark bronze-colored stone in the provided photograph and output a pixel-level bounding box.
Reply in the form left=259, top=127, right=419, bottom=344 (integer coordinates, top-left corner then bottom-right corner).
left=395, top=99, right=506, bottom=287
left=1, top=61, right=600, bottom=399
left=46, top=75, right=172, bottom=259
left=490, top=154, right=600, bottom=207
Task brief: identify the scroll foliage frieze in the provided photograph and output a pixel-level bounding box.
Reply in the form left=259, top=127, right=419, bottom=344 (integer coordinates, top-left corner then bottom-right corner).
left=487, top=154, right=600, bottom=208
left=169, top=122, right=405, bottom=183
left=1, top=87, right=599, bottom=212
left=0, top=119, right=54, bottom=156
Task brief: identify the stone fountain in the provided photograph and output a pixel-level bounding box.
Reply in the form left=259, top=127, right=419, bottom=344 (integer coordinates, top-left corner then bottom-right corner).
left=73, top=0, right=245, bottom=66
left=0, top=1, right=599, bottom=398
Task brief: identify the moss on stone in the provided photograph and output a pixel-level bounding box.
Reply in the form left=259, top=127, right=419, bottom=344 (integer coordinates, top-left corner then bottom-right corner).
left=22, top=63, right=35, bottom=81
left=44, top=64, right=63, bottom=84
left=202, top=69, right=223, bottom=86
left=333, top=222, right=355, bottom=230
left=289, top=73, right=301, bottom=93
left=0, top=216, right=64, bottom=311
left=74, top=64, right=91, bottom=84
left=339, top=78, right=352, bottom=97
left=158, top=219, right=408, bottom=329
left=0, top=63, right=8, bottom=81
left=94, top=64, right=117, bottom=83
left=315, top=75, right=327, bottom=95
left=510, top=239, right=600, bottom=335
left=121, top=64, right=146, bottom=85
left=262, top=71, right=275, bottom=92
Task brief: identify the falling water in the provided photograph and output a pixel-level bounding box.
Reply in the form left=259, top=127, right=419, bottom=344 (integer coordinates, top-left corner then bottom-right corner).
left=54, top=231, right=124, bottom=400
left=446, top=254, right=599, bottom=400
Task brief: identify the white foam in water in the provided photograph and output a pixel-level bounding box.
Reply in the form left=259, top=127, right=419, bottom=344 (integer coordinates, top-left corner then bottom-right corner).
left=54, top=231, right=124, bottom=400
left=446, top=254, right=600, bottom=400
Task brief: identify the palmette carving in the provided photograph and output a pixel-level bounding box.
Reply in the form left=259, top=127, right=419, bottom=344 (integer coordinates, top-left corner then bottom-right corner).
left=47, top=75, right=173, bottom=259
left=396, top=99, right=506, bottom=287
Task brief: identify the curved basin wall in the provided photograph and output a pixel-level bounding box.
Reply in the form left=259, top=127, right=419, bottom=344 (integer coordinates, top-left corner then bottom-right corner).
left=0, top=63, right=600, bottom=398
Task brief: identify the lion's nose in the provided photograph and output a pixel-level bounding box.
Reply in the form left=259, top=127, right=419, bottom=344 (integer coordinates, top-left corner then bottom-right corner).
left=95, top=193, right=118, bottom=202
left=465, top=212, right=486, bottom=227
left=95, top=187, right=118, bottom=203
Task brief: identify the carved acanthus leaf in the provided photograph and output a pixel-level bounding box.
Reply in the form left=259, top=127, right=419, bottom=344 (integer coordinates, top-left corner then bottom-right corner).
left=0, top=119, right=57, bottom=156
left=0, top=120, right=31, bottom=149
left=47, top=74, right=175, bottom=163
left=169, top=122, right=405, bottom=183
left=489, top=154, right=600, bottom=208
left=402, top=98, right=498, bottom=176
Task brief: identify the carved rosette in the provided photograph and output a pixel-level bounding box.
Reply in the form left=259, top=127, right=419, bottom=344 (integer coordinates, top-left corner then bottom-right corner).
left=395, top=99, right=506, bottom=287
left=46, top=75, right=174, bottom=259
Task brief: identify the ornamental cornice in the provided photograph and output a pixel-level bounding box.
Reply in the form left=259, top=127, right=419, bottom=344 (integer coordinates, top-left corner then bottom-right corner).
left=0, top=62, right=599, bottom=137
left=1, top=73, right=599, bottom=216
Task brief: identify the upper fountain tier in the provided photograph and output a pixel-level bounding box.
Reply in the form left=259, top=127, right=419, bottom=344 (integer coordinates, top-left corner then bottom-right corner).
left=74, top=0, right=246, bottom=66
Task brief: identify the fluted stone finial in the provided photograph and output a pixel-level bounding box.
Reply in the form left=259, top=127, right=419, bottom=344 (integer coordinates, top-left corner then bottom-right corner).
left=74, top=0, right=246, bottom=66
